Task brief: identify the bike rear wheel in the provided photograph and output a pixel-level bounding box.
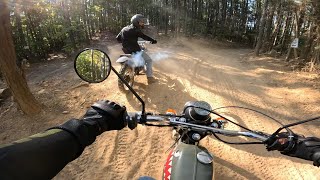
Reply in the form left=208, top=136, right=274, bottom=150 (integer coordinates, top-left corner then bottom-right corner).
left=118, top=64, right=134, bottom=92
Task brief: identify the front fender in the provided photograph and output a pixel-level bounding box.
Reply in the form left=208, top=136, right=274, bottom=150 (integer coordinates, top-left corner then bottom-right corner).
left=116, top=56, right=130, bottom=63
left=116, top=57, right=135, bottom=68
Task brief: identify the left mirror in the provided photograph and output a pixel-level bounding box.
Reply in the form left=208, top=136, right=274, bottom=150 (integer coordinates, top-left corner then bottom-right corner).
left=74, top=49, right=111, bottom=83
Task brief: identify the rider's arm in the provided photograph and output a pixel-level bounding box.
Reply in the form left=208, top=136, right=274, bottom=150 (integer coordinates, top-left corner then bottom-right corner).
left=0, top=100, right=127, bottom=180
left=136, top=30, right=156, bottom=43
left=0, top=129, right=82, bottom=180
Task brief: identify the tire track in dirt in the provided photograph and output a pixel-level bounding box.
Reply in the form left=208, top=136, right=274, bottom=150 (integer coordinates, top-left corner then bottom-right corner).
left=204, top=59, right=270, bottom=179
left=179, top=48, right=298, bottom=179
left=125, top=127, right=148, bottom=179
left=144, top=127, right=165, bottom=177
left=200, top=49, right=306, bottom=179
left=172, top=48, right=271, bottom=178
left=109, top=128, right=130, bottom=179
left=49, top=40, right=320, bottom=179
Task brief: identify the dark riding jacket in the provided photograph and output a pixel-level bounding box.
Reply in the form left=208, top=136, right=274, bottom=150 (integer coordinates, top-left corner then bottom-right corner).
left=0, top=122, right=85, bottom=179
left=116, top=24, right=155, bottom=54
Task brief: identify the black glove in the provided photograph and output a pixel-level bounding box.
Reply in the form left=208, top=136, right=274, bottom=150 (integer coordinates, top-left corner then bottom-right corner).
left=151, top=39, right=157, bottom=44
left=83, top=100, right=127, bottom=133
left=50, top=100, right=127, bottom=152
left=267, top=132, right=320, bottom=167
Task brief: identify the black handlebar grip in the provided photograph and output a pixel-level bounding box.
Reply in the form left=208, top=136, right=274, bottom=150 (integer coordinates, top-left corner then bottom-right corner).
left=312, top=152, right=320, bottom=167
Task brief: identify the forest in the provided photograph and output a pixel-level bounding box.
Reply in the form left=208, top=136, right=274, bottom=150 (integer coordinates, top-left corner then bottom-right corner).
left=4, top=0, right=320, bottom=69
left=1, top=1, right=320, bottom=178
left=0, top=0, right=319, bottom=115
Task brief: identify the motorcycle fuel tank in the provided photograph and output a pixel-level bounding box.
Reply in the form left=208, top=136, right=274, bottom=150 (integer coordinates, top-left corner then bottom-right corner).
left=163, top=143, right=213, bottom=180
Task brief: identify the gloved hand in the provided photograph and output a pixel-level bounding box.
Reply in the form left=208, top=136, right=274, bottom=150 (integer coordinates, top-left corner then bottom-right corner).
left=267, top=132, right=320, bottom=167
left=50, top=100, right=127, bottom=151
left=151, top=39, right=157, bottom=44
left=82, top=100, right=127, bottom=133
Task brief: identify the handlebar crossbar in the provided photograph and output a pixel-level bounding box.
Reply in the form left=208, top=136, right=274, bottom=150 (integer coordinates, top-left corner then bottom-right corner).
left=138, top=41, right=151, bottom=44
left=131, top=113, right=270, bottom=142
left=170, top=121, right=269, bottom=142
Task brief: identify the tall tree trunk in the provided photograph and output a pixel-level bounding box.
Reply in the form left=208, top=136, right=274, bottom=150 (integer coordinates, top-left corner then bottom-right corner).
left=241, top=0, right=248, bottom=33
left=221, top=0, right=227, bottom=30
left=255, top=0, right=262, bottom=33
left=84, top=0, right=92, bottom=39
left=263, top=0, right=275, bottom=51
left=271, top=1, right=283, bottom=49
left=14, top=0, right=27, bottom=67
left=165, top=0, right=168, bottom=35
left=281, top=13, right=293, bottom=52
left=83, top=7, right=90, bottom=42
left=206, top=1, right=213, bottom=35
left=171, top=0, right=176, bottom=33
left=213, top=0, right=219, bottom=36
left=176, top=0, right=181, bottom=35
left=62, top=0, right=76, bottom=49
left=254, top=0, right=269, bottom=56
left=0, top=1, right=41, bottom=115
left=184, top=0, right=188, bottom=35
left=192, top=0, right=198, bottom=34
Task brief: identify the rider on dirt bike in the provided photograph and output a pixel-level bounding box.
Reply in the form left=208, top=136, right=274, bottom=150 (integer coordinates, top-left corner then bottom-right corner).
left=0, top=100, right=319, bottom=179
left=116, top=14, right=158, bottom=84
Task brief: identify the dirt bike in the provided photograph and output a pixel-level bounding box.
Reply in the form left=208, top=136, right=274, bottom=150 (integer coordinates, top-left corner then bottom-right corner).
left=74, top=48, right=320, bottom=180
left=116, top=41, right=151, bottom=92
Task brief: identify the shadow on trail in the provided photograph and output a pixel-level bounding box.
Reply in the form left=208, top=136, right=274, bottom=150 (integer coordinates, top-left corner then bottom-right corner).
left=155, top=46, right=318, bottom=127
left=145, top=44, right=318, bottom=165
left=124, top=71, right=197, bottom=113
left=214, top=156, right=260, bottom=180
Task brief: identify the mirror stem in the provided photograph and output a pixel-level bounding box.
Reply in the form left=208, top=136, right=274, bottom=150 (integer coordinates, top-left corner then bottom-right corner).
left=111, top=67, right=146, bottom=121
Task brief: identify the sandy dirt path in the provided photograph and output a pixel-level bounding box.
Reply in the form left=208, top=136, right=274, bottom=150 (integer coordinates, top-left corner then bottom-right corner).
left=1, top=36, right=319, bottom=180
left=55, top=39, right=320, bottom=179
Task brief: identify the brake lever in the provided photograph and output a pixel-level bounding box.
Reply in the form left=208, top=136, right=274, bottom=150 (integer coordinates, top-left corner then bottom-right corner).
left=127, top=112, right=175, bottom=129
left=266, top=133, right=296, bottom=152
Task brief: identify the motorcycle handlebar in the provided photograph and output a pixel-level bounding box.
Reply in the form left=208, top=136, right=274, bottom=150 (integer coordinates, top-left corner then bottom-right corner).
left=126, top=112, right=270, bottom=142
left=138, top=41, right=151, bottom=44
left=125, top=112, right=308, bottom=157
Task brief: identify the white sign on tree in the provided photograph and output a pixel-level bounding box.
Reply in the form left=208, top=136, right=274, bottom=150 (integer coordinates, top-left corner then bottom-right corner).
left=291, top=38, right=299, bottom=48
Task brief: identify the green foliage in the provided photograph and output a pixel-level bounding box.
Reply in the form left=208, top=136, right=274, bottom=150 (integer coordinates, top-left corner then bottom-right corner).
left=8, top=0, right=320, bottom=65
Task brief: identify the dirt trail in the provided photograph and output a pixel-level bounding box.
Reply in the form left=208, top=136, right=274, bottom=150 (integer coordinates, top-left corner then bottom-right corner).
left=1, top=36, right=320, bottom=179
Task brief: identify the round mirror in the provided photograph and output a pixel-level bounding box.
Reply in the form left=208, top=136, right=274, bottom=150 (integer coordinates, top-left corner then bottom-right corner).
left=74, top=49, right=111, bottom=83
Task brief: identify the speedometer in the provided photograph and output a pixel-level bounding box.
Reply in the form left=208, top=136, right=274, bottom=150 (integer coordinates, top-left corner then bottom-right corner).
left=184, top=101, right=212, bottom=122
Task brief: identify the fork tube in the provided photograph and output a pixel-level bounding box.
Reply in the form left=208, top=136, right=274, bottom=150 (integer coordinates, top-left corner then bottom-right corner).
left=111, top=67, right=146, bottom=118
